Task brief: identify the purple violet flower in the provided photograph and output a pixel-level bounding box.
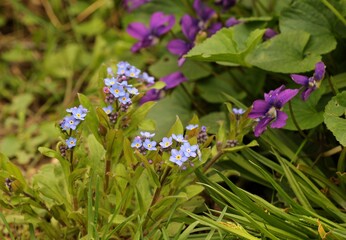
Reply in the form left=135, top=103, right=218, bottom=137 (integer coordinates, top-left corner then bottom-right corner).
left=124, top=0, right=151, bottom=12
left=194, top=0, right=216, bottom=26
left=290, top=62, right=326, bottom=101
left=225, top=17, right=241, bottom=27
left=248, top=85, right=299, bottom=137
left=161, top=72, right=187, bottom=89
left=193, top=0, right=222, bottom=35
left=140, top=89, right=162, bottom=104
left=127, top=12, right=175, bottom=52
left=263, top=28, right=278, bottom=40
left=214, top=0, right=237, bottom=11
left=167, top=15, right=199, bottom=66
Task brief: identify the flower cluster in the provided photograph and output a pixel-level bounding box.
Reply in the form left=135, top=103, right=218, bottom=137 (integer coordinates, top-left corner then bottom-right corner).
left=102, top=61, right=155, bottom=119
left=131, top=124, right=208, bottom=169
left=59, top=105, right=88, bottom=156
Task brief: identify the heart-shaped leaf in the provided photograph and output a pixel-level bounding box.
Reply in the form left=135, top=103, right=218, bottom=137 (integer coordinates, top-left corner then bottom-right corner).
left=324, top=91, right=346, bottom=146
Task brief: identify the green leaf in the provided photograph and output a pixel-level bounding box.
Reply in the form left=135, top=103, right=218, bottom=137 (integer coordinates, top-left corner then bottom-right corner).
left=78, top=93, right=101, bottom=143
left=87, top=134, right=106, bottom=175
left=180, top=209, right=259, bottom=240
left=324, top=91, right=346, bottom=146
left=146, top=87, right=192, bottom=139
left=74, top=17, right=106, bottom=36
left=148, top=54, right=178, bottom=78
left=247, top=30, right=321, bottom=73
left=280, top=0, right=338, bottom=54
left=197, top=72, right=246, bottom=103
left=125, top=101, right=156, bottom=135
left=200, top=112, right=226, bottom=135
left=167, top=116, right=184, bottom=137
left=123, top=138, right=137, bottom=166
left=274, top=151, right=312, bottom=210
left=38, top=147, right=70, bottom=182
left=284, top=87, right=324, bottom=130
left=0, top=136, right=21, bottom=157
left=186, top=26, right=265, bottom=66
left=33, top=164, right=71, bottom=209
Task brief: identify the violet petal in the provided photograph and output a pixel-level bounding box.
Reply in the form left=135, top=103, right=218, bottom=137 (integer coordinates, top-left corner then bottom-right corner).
left=270, top=110, right=288, bottom=128
left=291, top=74, right=309, bottom=86
left=313, top=61, right=326, bottom=81
left=161, top=72, right=187, bottom=89
left=127, top=23, right=150, bottom=40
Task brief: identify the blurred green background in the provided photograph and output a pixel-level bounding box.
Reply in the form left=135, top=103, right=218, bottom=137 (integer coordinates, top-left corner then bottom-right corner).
left=0, top=0, right=143, bottom=171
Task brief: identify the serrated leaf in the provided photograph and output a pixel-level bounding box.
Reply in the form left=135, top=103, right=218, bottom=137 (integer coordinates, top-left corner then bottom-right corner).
left=324, top=91, right=346, bottom=146
left=186, top=26, right=265, bottom=66
left=247, top=30, right=321, bottom=73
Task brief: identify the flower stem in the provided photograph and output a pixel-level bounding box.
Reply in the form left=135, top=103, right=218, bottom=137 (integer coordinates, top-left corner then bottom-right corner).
left=203, top=150, right=224, bottom=173
left=288, top=101, right=308, bottom=139
left=326, top=73, right=338, bottom=95
left=321, top=0, right=346, bottom=26
left=337, top=146, right=346, bottom=173
left=104, top=158, right=111, bottom=192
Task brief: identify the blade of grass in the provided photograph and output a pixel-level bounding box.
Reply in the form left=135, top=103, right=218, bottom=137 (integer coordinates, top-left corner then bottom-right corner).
left=297, top=164, right=346, bottom=209
left=214, top=170, right=313, bottom=239
left=273, top=150, right=313, bottom=211
left=0, top=211, right=15, bottom=240
left=180, top=209, right=259, bottom=240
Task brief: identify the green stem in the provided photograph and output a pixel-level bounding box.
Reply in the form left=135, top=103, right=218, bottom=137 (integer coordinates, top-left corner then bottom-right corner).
left=180, top=83, right=207, bottom=115
left=203, top=150, right=224, bottom=173
left=326, top=73, right=338, bottom=95
left=337, top=146, right=346, bottom=173
left=104, top=158, right=111, bottom=192
left=288, top=101, right=308, bottom=139
left=143, top=167, right=171, bottom=232
left=321, top=0, right=346, bottom=26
